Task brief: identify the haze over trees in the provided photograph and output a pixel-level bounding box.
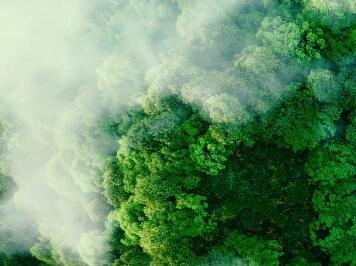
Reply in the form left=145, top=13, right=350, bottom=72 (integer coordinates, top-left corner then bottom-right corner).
left=0, top=0, right=355, bottom=265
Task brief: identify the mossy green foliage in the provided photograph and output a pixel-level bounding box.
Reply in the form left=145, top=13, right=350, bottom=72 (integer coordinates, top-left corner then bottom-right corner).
left=103, top=95, right=328, bottom=265
left=97, top=1, right=356, bottom=265
left=0, top=0, right=353, bottom=265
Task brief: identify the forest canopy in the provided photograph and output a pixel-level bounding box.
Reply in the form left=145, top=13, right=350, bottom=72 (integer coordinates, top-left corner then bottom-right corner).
left=0, top=0, right=355, bottom=265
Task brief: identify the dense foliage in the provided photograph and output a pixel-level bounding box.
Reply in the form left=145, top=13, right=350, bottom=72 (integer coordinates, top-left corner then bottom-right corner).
left=98, top=1, right=355, bottom=265
left=0, top=0, right=355, bottom=265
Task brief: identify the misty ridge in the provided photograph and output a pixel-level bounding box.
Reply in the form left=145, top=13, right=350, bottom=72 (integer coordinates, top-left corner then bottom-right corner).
left=0, top=0, right=355, bottom=265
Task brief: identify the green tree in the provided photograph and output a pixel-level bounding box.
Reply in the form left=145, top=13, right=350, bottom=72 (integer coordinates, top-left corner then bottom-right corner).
left=224, top=231, right=283, bottom=266
left=307, top=69, right=342, bottom=104
left=306, top=142, right=356, bottom=265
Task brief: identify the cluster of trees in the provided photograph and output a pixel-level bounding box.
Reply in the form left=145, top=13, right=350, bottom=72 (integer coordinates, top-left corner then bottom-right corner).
left=0, top=0, right=355, bottom=265
left=95, top=0, right=355, bottom=265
